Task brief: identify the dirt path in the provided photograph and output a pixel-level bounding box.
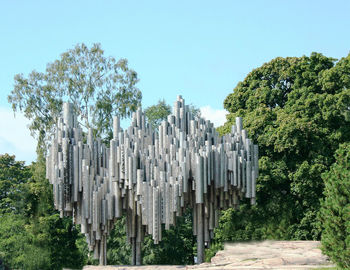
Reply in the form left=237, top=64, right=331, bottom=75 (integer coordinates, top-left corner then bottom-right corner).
left=83, top=240, right=334, bottom=270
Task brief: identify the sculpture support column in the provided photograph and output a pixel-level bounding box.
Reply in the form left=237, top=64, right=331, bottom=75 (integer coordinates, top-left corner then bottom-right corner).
left=136, top=215, right=142, bottom=265
left=136, top=242, right=142, bottom=266
left=197, top=203, right=204, bottom=264
left=131, top=237, right=136, bottom=265
left=131, top=214, right=142, bottom=265
left=99, top=235, right=107, bottom=265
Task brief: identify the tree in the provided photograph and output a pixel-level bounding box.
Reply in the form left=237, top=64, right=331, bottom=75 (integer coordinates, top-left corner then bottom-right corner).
left=8, top=43, right=141, bottom=150
left=215, top=52, right=350, bottom=246
left=6, top=43, right=141, bottom=268
left=0, top=154, right=84, bottom=270
left=144, top=99, right=171, bottom=130
left=0, top=155, right=34, bottom=269
left=144, top=99, right=201, bottom=131
left=27, top=155, right=85, bottom=270
left=0, top=155, right=50, bottom=269
left=0, top=213, right=43, bottom=269
left=106, top=217, right=131, bottom=265
left=318, top=143, right=350, bottom=269
left=142, top=209, right=195, bottom=265
left=0, top=154, right=31, bottom=215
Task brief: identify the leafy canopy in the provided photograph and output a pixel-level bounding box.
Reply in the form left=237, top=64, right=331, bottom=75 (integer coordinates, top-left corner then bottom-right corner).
left=0, top=154, right=31, bottom=216
left=5, top=43, right=142, bottom=268
left=8, top=43, right=141, bottom=149
left=144, top=99, right=172, bottom=130
left=0, top=154, right=84, bottom=270
left=318, top=143, right=350, bottom=269
left=144, top=98, right=201, bottom=131
left=216, top=52, right=350, bottom=244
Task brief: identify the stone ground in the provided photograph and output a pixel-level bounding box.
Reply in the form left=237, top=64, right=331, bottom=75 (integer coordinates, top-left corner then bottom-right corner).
left=83, top=240, right=334, bottom=270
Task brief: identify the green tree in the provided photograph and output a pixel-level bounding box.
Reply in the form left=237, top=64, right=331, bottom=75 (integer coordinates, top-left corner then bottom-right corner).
left=0, top=154, right=31, bottom=215
left=144, top=98, right=201, bottom=131
left=318, top=143, right=350, bottom=269
left=0, top=213, right=46, bottom=269
left=0, top=155, right=32, bottom=269
left=0, top=154, right=51, bottom=269
left=215, top=52, right=350, bottom=246
left=8, top=43, right=141, bottom=150
left=6, top=43, right=142, bottom=268
left=106, top=217, right=131, bottom=265
left=27, top=154, right=85, bottom=270
left=0, top=153, right=84, bottom=270
left=142, top=210, right=194, bottom=265
left=144, top=99, right=172, bottom=130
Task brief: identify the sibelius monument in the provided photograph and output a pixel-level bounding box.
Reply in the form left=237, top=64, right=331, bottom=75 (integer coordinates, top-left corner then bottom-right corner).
left=46, top=96, right=258, bottom=266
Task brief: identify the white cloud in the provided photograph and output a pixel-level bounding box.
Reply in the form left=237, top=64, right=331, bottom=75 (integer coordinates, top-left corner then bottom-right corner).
left=0, top=107, right=37, bottom=164
left=200, top=106, right=228, bottom=128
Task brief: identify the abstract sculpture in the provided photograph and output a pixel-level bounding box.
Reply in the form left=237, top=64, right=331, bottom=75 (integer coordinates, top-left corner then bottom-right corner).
left=46, top=96, right=258, bottom=265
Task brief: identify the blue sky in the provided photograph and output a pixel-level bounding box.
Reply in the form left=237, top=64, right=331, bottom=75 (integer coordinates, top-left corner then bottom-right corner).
left=0, top=0, right=349, bottom=164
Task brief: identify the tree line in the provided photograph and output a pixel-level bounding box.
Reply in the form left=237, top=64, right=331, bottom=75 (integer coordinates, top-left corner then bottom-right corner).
left=0, top=44, right=349, bottom=269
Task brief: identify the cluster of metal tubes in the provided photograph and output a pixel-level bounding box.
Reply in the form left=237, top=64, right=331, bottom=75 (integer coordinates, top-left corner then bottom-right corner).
left=46, top=96, right=258, bottom=265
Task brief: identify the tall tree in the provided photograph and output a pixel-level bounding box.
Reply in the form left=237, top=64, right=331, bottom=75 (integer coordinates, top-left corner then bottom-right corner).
left=0, top=155, right=33, bottom=270
left=144, top=99, right=172, bottom=130
left=318, top=142, right=350, bottom=269
left=0, top=155, right=50, bottom=269
left=0, top=154, right=85, bottom=270
left=6, top=43, right=141, bottom=268
left=215, top=52, right=350, bottom=246
left=0, top=154, right=31, bottom=215
left=8, top=43, right=141, bottom=150
left=144, top=99, right=201, bottom=131
left=142, top=209, right=194, bottom=265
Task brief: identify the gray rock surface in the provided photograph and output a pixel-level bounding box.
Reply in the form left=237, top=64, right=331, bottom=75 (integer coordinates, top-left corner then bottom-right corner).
left=83, top=240, right=334, bottom=269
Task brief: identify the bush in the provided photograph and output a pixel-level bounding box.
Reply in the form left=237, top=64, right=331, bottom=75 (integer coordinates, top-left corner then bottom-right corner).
left=319, top=143, right=350, bottom=269
left=219, top=52, right=350, bottom=241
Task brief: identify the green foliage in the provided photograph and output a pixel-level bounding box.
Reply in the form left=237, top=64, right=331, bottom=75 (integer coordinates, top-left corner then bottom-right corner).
left=0, top=154, right=31, bottom=215
left=144, top=99, right=201, bottom=131
left=142, top=210, right=194, bottom=265
left=8, top=43, right=141, bottom=150
left=27, top=152, right=54, bottom=216
left=205, top=243, right=223, bottom=263
left=6, top=43, right=142, bottom=268
left=0, top=154, right=84, bottom=269
left=75, top=230, right=95, bottom=266
left=0, top=213, right=42, bottom=269
left=27, top=155, right=84, bottom=270
left=25, top=213, right=84, bottom=269
left=318, top=143, right=350, bottom=269
left=145, top=99, right=172, bottom=130
left=216, top=52, right=350, bottom=247
left=96, top=210, right=194, bottom=266
left=0, top=155, right=51, bottom=269
left=107, top=217, right=131, bottom=265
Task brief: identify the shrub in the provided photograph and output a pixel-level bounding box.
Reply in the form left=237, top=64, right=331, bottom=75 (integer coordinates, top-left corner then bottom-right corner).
left=319, top=143, right=350, bottom=269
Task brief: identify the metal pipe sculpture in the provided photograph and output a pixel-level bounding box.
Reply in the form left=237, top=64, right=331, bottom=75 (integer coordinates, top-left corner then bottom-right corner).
left=46, top=96, right=258, bottom=266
